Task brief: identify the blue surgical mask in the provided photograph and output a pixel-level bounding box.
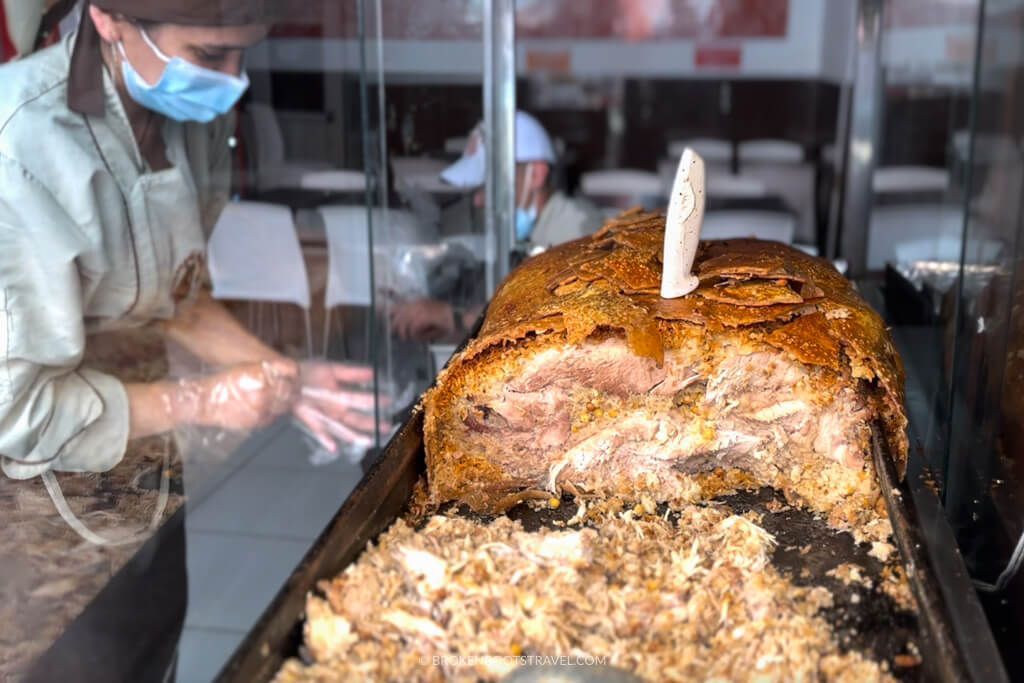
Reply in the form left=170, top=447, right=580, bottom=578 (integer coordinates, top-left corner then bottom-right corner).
left=515, top=205, right=538, bottom=241
left=514, top=163, right=538, bottom=241
left=118, top=28, right=249, bottom=123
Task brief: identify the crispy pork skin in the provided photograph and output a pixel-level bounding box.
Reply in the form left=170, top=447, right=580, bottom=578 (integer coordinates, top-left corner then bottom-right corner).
left=423, top=210, right=907, bottom=531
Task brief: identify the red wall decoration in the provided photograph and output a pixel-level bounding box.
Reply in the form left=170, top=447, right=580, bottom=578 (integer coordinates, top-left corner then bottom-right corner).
left=271, top=0, right=789, bottom=41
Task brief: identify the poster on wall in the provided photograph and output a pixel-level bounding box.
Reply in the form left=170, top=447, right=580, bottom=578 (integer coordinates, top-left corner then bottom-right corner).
left=271, top=0, right=789, bottom=41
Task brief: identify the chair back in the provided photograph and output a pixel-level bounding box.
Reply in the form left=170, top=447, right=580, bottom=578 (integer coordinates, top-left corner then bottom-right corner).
left=320, top=206, right=425, bottom=309
left=299, top=170, right=367, bottom=192
left=701, top=210, right=796, bottom=244
left=668, top=137, right=732, bottom=164
left=873, top=166, right=950, bottom=194
left=208, top=201, right=310, bottom=308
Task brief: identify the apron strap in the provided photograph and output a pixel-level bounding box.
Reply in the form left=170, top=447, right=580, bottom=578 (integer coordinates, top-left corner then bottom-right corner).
left=41, top=444, right=171, bottom=547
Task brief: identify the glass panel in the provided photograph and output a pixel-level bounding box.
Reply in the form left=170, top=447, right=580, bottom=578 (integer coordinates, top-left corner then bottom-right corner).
left=853, top=0, right=1024, bottom=674
left=855, top=0, right=981, bottom=499
left=0, top=1, right=385, bottom=679
left=362, top=0, right=490, bottom=443
left=942, top=0, right=1024, bottom=674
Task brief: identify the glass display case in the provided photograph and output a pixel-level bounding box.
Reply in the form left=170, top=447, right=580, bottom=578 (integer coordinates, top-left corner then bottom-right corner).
left=2, top=0, right=1024, bottom=680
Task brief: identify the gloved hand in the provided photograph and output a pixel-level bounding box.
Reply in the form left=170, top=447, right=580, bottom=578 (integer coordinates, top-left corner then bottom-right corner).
left=171, top=359, right=300, bottom=431
left=294, top=362, right=393, bottom=453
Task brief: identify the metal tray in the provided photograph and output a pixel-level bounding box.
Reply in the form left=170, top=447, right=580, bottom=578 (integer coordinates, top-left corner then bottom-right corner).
left=215, top=408, right=1004, bottom=683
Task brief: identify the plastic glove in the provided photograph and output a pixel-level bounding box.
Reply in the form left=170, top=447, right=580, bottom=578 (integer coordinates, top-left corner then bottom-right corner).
left=171, top=359, right=299, bottom=431
left=294, top=362, right=394, bottom=454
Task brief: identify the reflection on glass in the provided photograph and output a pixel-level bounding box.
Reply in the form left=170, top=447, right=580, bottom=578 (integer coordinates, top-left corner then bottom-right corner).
left=855, top=0, right=1024, bottom=675
left=941, top=1, right=1024, bottom=673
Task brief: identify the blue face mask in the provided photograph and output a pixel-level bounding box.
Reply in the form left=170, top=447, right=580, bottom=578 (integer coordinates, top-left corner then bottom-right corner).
left=118, top=28, right=250, bottom=123
left=515, top=205, right=538, bottom=241
left=514, top=163, right=539, bottom=241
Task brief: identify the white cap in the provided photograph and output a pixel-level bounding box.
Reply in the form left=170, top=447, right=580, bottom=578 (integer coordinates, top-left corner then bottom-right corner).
left=440, top=111, right=556, bottom=188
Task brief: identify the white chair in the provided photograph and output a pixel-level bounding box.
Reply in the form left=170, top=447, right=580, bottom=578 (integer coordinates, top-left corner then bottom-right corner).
left=581, top=169, right=662, bottom=197
left=737, top=139, right=815, bottom=243
left=952, top=130, right=1021, bottom=165
left=701, top=210, right=796, bottom=244
left=873, top=166, right=950, bottom=195
left=867, top=204, right=1002, bottom=270
left=207, top=200, right=313, bottom=357
left=668, top=138, right=732, bottom=165
left=318, top=206, right=424, bottom=358
left=299, top=169, right=367, bottom=192
left=738, top=139, right=804, bottom=164
left=247, top=102, right=286, bottom=173
left=707, top=173, right=767, bottom=198
left=245, top=102, right=337, bottom=191
left=659, top=158, right=767, bottom=199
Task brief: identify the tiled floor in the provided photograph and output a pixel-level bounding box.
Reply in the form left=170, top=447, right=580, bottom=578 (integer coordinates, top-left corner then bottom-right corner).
left=176, top=421, right=364, bottom=682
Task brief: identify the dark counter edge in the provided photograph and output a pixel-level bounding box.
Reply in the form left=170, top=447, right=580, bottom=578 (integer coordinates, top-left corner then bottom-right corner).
left=873, top=428, right=1009, bottom=683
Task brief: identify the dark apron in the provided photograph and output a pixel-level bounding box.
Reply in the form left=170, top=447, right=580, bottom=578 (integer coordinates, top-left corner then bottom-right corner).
left=23, top=507, right=187, bottom=683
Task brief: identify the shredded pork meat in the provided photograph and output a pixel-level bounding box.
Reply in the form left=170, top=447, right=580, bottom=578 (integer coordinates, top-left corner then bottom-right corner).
left=274, top=507, right=894, bottom=683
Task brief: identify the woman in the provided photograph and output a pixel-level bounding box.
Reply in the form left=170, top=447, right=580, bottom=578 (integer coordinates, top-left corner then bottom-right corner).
left=0, top=1, right=376, bottom=679
left=0, top=0, right=376, bottom=486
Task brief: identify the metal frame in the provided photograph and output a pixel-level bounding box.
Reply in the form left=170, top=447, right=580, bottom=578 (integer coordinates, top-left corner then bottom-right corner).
left=483, top=0, right=516, bottom=295
left=838, top=0, right=885, bottom=277
left=356, top=0, right=383, bottom=447
left=824, top=3, right=857, bottom=260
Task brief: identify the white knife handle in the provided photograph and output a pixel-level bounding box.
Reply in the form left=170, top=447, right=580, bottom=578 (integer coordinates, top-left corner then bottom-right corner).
left=661, top=148, right=705, bottom=299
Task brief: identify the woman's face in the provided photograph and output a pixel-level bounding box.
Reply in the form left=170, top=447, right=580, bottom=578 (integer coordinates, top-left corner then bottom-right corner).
left=121, top=23, right=268, bottom=84
left=92, top=8, right=268, bottom=84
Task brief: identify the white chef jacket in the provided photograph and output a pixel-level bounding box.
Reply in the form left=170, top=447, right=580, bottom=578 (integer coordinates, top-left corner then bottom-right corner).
left=0, top=33, right=233, bottom=479
left=527, top=191, right=605, bottom=248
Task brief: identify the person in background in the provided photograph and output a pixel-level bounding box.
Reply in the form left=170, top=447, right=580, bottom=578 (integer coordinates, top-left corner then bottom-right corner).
left=390, top=111, right=604, bottom=342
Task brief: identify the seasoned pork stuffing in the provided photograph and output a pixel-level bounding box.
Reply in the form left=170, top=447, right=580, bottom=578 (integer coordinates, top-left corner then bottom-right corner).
left=424, top=215, right=908, bottom=537
left=274, top=507, right=895, bottom=683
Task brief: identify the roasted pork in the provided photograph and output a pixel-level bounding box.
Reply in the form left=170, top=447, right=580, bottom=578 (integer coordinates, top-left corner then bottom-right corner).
left=423, top=209, right=908, bottom=534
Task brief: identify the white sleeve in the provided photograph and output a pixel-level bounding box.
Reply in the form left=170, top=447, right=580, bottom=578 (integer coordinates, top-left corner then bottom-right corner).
left=0, top=155, right=129, bottom=479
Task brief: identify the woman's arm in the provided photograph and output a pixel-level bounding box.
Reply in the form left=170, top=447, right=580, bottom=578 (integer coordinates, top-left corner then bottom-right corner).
left=157, top=290, right=284, bottom=367
left=0, top=157, right=134, bottom=477
left=159, top=292, right=385, bottom=453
